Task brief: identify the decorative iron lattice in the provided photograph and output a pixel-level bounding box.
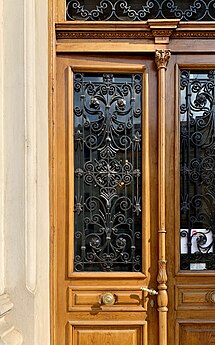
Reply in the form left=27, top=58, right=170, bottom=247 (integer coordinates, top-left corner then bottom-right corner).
left=180, top=70, right=215, bottom=270
left=73, top=72, right=142, bottom=272
left=66, top=0, right=215, bottom=21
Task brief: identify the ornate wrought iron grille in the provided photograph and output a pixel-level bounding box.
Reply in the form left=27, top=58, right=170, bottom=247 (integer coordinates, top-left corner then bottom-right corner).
left=66, top=0, right=215, bottom=21
left=180, top=70, right=215, bottom=270
left=73, top=72, right=142, bottom=272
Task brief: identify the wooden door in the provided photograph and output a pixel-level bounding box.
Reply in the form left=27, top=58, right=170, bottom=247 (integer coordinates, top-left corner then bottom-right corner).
left=166, top=53, right=215, bottom=345
left=54, top=53, right=161, bottom=345
left=51, top=40, right=215, bottom=345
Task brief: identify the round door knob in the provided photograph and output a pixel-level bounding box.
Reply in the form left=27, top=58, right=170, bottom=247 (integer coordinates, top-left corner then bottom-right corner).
left=102, top=292, right=115, bottom=305
left=208, top=291, right=215, bottom=303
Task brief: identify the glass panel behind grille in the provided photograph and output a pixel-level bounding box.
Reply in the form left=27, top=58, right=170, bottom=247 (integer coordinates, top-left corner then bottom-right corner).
left=66, top=0, right=215, bottom=21
left=180, top=70, right=215, bottom=270
left=74, top=72, right=142, bottom=272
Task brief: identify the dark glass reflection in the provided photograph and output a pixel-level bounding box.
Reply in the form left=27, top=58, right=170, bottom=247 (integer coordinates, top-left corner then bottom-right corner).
left=180, top=70, right=215, bottom=270
left=73, top=72, right=142, bottom=272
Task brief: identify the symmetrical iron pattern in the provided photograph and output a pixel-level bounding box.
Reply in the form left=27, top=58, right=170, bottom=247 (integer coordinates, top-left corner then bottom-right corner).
left=180, top=70, right=215, bottom=270
left=73, top=72, right=142, bottom=272
left=66, top=0, right=215, bottom=21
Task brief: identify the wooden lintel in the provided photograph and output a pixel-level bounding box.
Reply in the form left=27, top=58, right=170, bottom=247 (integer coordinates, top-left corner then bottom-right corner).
left=56, top=21, right=215, bottom=43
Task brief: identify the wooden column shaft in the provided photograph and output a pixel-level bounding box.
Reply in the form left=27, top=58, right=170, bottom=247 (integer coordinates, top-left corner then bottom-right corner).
left=155, top=49, right=171, bottom=345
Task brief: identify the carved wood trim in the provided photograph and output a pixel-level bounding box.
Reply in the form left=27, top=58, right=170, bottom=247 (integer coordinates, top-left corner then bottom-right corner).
left=56, top=21, right=215, bottom=41
left=155, top=50, right=171, bottom=70
left=56, top=30, right=215, bottom=40
left=155, top=49, right=170, bottom=345
left=56, top=31, right=153, bottom=40
left=172, top=31, right=215, bottom=38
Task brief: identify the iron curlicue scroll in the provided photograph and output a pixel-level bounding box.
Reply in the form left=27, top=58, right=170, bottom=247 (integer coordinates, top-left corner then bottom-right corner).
left=180, top=70, right=215, bottom=270
left=73, top=72, right=142, bottom=272
left=66, top=0, right=215, bottom=21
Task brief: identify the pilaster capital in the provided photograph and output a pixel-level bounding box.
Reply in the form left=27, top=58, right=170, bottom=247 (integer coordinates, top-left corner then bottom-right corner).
left=155, top=49, right=171, bottom=70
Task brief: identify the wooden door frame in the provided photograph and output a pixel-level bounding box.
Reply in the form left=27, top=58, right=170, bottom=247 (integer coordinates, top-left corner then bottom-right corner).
left=49, top=1, right=215, bottom=344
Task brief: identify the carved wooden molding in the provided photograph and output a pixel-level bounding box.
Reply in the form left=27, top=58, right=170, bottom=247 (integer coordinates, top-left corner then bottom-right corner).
left=155, top=49, right=171, bottom=70
left=157, top=260, right=168, bottom=314
left=56, top=31, right=153, bottom=39
left=56, top=20, right=215, bottom=40
left=156, top=48, right=170, bottom=345
left=56, top=30, right=215, bottom=40
left=148, top=19, right=179, bottom=43
left=157, top=260, right=167, bottom=286
left=172, top=31, right=215, bottom=38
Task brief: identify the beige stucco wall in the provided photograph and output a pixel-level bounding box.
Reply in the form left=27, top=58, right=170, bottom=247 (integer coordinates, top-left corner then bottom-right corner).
left=0, top=0, right=49, bottom=344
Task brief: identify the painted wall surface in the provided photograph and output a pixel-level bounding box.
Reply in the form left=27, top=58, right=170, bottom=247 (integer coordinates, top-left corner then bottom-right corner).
left=0, top=0, right=49, bottom=344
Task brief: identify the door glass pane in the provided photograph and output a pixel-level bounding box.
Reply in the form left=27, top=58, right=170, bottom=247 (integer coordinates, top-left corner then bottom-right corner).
left=66, top=0, right=215, bottom=21
left=180, top=70, right=215, bottom=270
left=74, top=72, right=142, bottom=272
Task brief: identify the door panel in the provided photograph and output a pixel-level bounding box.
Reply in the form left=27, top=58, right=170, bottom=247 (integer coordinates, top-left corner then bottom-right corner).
left=166, top=53, right=215, bottom=345
left=54, top=52, right=215, bottom=345
left=68, top=286, right=146, bottom=311
left=56, top=54, right=158, bottom=345
left=179, top=323, right=215, bottom=345
left=71, top=325, right=145, bottom=345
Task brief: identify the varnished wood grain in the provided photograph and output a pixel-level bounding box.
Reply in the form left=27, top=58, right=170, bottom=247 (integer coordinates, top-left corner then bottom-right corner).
left=166, top=54, right=215, bottom=345
left=155, top=50, right=170, bottom=345
left=53, top=54, right=158, bottom=345
left=67, top=62, right=149, bottom=279
left=68, top=66, right=75, bottom=277
left=175, top=285, right=215, bottom=310
left=73, top=327, right=141, bottom=345
left=179, top=322, right=215, bottom=345
left=49, top=2, right=215, bottom=343
left=49, top=0, right=57, bottom=344
left=67, top=286, right=145, bottom=311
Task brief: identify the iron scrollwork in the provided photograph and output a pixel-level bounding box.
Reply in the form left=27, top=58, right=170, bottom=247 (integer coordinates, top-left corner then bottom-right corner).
left=66, top=0, right=215, bottom=22
left=73, top=72, right=142, bottom=272
left=180, top=70, right=215, bottom=270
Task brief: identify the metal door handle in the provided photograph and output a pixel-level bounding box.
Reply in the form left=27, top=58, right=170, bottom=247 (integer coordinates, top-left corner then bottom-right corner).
left=207, top=290, right=215, bottom=303
left=100, top=292, right=116, bottom=305
left=140, top=287, right=158, bottom=296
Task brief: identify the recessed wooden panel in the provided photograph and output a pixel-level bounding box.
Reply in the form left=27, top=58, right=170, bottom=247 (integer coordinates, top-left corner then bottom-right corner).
left=175, top=285, right=215, bottom=310
left=71, top=326, right=143, bottom=345
left=68, top=287, right=145, bottom=311
left=180, top=323, right=215, bottom=345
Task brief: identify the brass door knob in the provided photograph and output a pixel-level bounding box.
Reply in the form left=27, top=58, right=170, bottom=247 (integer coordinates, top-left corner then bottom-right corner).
left=101, top=292, right=116, bottom=305
left=207, top=291, right=215, bottom=303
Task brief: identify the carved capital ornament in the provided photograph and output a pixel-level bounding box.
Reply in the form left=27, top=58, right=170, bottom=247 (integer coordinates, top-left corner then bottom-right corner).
left=155, top=49, right=171, bottom=70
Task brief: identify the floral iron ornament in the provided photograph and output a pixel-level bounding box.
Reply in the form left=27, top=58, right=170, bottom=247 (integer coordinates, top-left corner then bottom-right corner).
left=73, top=72, right=142, bottom=272
left=180, top=70, right=215, bottom=270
